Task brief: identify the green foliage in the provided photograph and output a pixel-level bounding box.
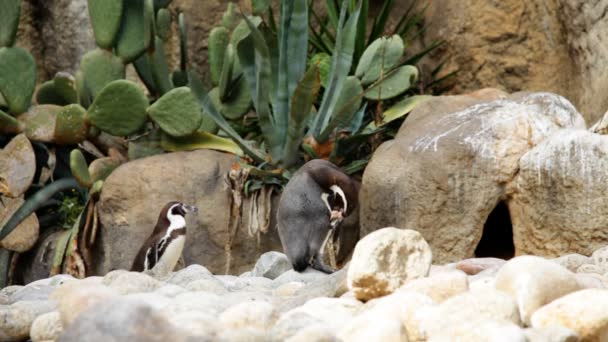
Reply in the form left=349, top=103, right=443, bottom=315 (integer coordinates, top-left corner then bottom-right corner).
left=87, top=80, right=149, bottom=136
left=0, top=108, right=19, bottom=133
left=55, top=104, right=88, bottom=144
left=36, top=72, right=78, bottom=106
left=0, top=47, right=36, bottom=114
left=88, top=157, right=120, bottom=182
left=87, top=0, right=123, bottom=48
left=209, top=27, right=230, bottom=86
left=70, top=149, right=92, bottom=188
left=0, top=0, right=21, bottom=47
left=79, top=49, right=126, bottom=98
left=156, top=8, right=171, bottom=40
left=115, top=0, right=147, bottom=63
left=58, top=192, right=86, bottom=229
left=364, top=65, right=418, bottom=100
left=147, top=87, right=202, bottom=137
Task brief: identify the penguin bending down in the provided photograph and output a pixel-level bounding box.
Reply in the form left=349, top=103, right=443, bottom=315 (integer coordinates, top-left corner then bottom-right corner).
left=277, top=159, right=360, bottom=273
left=131, top=201, right=198, bottom=276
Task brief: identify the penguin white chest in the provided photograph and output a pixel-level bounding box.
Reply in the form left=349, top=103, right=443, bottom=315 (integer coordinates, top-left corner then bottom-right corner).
left=152, top=235, right=185, bottom=276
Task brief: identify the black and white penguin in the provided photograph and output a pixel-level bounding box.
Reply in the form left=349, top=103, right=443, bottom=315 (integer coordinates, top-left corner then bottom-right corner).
left=131, top=201, right=198, bottom=276
left=277, top=159, right=359, bottom=273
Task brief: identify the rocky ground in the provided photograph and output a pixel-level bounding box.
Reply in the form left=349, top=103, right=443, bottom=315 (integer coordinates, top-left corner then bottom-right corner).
left=2, top=227, right=608, bottom=341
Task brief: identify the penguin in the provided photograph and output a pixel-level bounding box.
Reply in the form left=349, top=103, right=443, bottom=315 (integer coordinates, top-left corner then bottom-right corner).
left=277, top=159, right=359, bottom=273
left=131, top=201, right=198, bottom=276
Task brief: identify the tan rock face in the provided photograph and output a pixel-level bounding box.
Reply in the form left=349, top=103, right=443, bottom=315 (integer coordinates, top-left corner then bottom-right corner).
left=511, top=130, right=608, bottom=257
left=397, top=269, right=468, bottom=303
left=360, top=91, right=585, bottom=263
left=531, top=288, right=608, bottom=341
left=96, top=150, right=283, bottom=275
left=347, top=227, right=432, bottom=301
left=421, top=0, right=608, bottom=125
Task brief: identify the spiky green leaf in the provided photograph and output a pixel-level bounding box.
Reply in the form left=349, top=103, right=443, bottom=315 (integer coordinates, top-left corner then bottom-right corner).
left=161, top=131, right=244, bottom=156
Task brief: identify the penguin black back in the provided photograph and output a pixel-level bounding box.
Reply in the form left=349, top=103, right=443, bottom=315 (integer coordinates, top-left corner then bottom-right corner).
left=277, top=159, right=359, bottom=273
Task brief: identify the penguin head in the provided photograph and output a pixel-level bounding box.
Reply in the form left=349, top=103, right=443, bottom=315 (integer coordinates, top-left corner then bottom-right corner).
left=166, top=201, right=198, bottom=218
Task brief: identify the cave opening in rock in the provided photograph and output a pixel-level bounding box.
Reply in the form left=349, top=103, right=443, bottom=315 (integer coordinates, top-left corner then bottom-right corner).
left=474, top=201, right=515, bottom=259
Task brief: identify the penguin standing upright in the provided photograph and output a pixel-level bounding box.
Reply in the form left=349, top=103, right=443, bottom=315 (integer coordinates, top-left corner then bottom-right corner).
left=131, top=201, right=198, bottom=276
left=277, top=159, right=359, bottom=273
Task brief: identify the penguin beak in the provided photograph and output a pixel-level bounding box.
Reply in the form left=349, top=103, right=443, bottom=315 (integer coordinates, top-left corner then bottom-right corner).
left=182, top=204, right=198, bottom=213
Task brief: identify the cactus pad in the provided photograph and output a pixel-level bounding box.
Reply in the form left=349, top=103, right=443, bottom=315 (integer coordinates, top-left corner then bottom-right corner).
left=115, top=0, right=147, bottom=63
left=0, top=47, right=36, bottom=114
left=356, top=35, right=404, bottom=85
left=54, top=104, right=88, bottom=145
left=156, top=8, right=171, bottom=41
left=87, top=0, right=123, bottom=48
left=87, top=80, right=149, bottom=136
left=127, top=128, right=164, bottom=160
left=0, top=108, right=19, bottom=133
left=70, top=149, right=92, bottom=188
left=88, top=157, right=120, bottom=182
left=79, top=49, right=126, bottom=98
left=0, top=0, right=21, bottom=47
left=150, top=37, right=173, bottom=95
left=147, top=87, right=202, bottom=137
left=364, top=65, right=418, bottom=100
left=208, top=27, right=230, bottom=86
left=208, top=79, right=251, bottom=120
left=36, top=72, right=78, bottom=105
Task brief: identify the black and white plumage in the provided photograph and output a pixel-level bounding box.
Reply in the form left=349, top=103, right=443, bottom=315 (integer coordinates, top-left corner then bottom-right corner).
left=131, top=201, right=197, bottom=275
left=277, top=159, right=359, bottom=274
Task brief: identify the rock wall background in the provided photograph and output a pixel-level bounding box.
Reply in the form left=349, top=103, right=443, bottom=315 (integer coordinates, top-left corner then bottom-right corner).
left=14, top=0, right=608, bottom=123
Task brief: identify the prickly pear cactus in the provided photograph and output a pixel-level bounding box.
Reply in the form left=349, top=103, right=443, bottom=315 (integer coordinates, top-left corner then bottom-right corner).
left=115, top=0, right=147, bottom=63
left=70, top=149, right=92, bottom=188
left=36, top=72, right=78, bottom=106
left=147, top=87, right=202, bottom=137
left=0, top=0, right=21, bottom=47
left=79, top=49, right=126, bottom=98
left=356, top=35, right=404, bottom=85
left=0, top=47, right=36, bottom=114
left=209, top=27, right=230, bottom=86
left=87, top=80, right=149, bottom=137
left=87, top=0, right=123, bottom=48
left=0, top=109, right=20, bottom=133
left=54, top=104, right=89, bottom=145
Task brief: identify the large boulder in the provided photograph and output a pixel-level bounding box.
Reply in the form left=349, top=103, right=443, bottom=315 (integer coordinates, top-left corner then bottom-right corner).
left=360, top=90, right=586, bottom=263
left=510, top=129, right=608, bottom=257
left=95, top=150, right=282, bottom=275
left=421, top=0, right=608, bottom=125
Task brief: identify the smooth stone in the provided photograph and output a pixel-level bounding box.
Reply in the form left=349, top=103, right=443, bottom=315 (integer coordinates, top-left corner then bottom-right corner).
left=421, top=289, right=521, bottom=340
left=338, top=307, right=407, bottom=342
left=523, top=325, right=579, bottom=342
left=164, top=291, right=225, bottom=316
left=284, top=325, right=338, bottom=342
left=167, top=311, right=219, bottom=339
left=165, top=264, right=213, bottom=287
left=0, top=300, right=57, bottom=342
left=531, top=288, right=608, bottom=341
left=280, top=297, right=362, bottom=332
left=428, top=318, right=526, bottom=342
left=123, top=293, right=172, bottom=311
left=495, top=255, right=581, bottom=325
left=455, top=257, right=506, bottom=275
left=272, top=268, right=328, bottom=287
left=50, top=283, right=119, bottom=326
left=9, top=284, right=55, bottom=303
left=552, top=253, right=592, bottom=272
left=108, top=271, right=163, bottom=294
left=251, top=251, right=293, bottom=280
left=397, top=269, right=468, bottom=302
left=101, top=269, right=129, bottom=285
left=273, top=282, right=305, bottom=297
left=468, top=275, right=497, bottom=292
left=154, top=284, right=188, bottom=298
left=592, top=245, right=608, bottom=270
left=217, top=327, right=269, bottom=342
left=183, top=277, right=228, bottom=294
left=576, top=263, right=604, bottom=274
left=58, top=297, right=187, bottom=342
left=220, top=276, right=273, bottom=292
left=348, top=227, right=432, bottom=301
left=270, top=312, right=329, bottom=341
left=219, top=301, right=277, bottom=330
left=575, top=273, right=607, bottom=289
left=30, top=311, right=62, bottom=342
left=365, top=291, right=436, bottom=342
